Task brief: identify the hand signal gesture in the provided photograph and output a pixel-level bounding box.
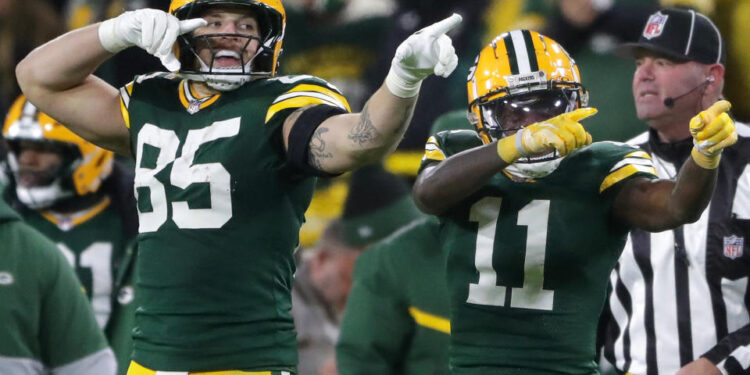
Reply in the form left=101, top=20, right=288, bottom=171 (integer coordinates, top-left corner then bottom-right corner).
left=690, top=100, right=737, bottom=169
left=496, top=107, right=597, bottom=164
left=385, top=13, right=462, bottom=98
left=98, top=9, right=207, bottom=72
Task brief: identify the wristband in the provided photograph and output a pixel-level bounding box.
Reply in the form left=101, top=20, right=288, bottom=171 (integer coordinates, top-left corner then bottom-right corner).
left=385, top=69, right=422, bottom=98
left=98, top=19, right=129, bottom=53
left=691, top=147, right=721, bottom=169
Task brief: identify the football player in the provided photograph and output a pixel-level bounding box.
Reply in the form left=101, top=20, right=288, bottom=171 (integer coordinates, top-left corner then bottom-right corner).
left=15, top=0, right=462, bottom=373
left=2, top=94, right=138, bottom=375
left=412, top=30, right=737, bottom=374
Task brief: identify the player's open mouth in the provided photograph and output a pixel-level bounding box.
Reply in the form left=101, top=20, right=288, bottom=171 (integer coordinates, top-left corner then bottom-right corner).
left=213, top=50, right=243, bottom=68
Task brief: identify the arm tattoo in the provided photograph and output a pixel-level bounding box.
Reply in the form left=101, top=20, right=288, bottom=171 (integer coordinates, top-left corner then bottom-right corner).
left=347, top=103, right=378, bottom=146
left=309, top=126, right=333, bottom=170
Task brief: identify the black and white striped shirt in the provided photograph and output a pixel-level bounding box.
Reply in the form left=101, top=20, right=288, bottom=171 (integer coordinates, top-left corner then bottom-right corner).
left=600, top=123, right=750, bottom=375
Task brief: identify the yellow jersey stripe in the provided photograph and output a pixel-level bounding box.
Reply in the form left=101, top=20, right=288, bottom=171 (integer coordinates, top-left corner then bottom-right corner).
left=610, top=157, right=656, bottom=173
left=119, top=84, right=133, bottom=128
left=120, top=98, right=131, bottom=128
left=423, top=137, right=446, bottom=162
left=625, top=150, right=652, bottom=159
left=178, top=81, right=190, bottom=109
left=126, top=361, right=274, bottom=375
left=265, top=96, right=339, bottom=123
left=281, top=84, right=349, bottom=109
left=199, top=95, right=221, bottom=110
left=600, top=164, right=658, bottom=193
left=424, top=148, right=446, bottom=162
left=409, top=307, right=451, bottom=334
left=40, top=197, right=111, bottom=229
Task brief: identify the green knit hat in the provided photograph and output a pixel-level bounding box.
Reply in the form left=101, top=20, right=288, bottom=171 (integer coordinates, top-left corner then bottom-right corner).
left=340, top=164, right=424, bottom=247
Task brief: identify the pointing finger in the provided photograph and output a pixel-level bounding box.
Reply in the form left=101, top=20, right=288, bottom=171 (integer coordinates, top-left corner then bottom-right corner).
left=563, top=107, right=598, bottom=122
left=424, top=13, right=462, bottom=37
left=703, top=100, right=732, bottom=122
left=179, top=18, right=208, bottom=34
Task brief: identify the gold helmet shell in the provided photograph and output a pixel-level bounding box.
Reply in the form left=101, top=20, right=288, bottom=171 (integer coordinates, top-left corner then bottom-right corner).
left=3, top=95, right=114, bottom=205
left=467, top=30, right=588, bottom=143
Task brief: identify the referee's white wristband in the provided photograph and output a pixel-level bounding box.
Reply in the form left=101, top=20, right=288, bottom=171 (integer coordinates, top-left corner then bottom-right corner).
left=98, top=19, right=129, bottom=54
left=385, top=69, right=422, bottom=98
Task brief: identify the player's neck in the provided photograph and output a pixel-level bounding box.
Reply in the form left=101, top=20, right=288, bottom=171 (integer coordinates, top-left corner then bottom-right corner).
left=189, top=81, right=221, bottom=98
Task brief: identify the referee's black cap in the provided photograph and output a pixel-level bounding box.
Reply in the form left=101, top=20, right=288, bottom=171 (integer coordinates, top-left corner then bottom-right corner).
left=617, top=8, right=725, bottom=65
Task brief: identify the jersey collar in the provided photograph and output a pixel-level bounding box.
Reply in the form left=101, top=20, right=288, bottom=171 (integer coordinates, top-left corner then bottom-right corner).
left=40, top=196, right=111, bottom=231
left=179, top=80, right=221, bottom=115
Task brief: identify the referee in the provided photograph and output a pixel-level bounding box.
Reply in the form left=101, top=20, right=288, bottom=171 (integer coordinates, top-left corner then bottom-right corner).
left=600, top=8, right=750, bottom=375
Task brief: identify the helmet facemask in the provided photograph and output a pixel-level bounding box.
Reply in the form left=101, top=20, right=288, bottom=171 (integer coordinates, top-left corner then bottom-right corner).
left=174, top=1, right=284, bottom=91
left=474, top=83, right=587, bottom=180
left=179, top=33, right=265, bottom=91
left=4, top=140, right=77, bottom=210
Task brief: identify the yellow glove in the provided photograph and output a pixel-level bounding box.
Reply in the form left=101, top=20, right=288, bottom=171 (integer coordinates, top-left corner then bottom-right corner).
left=496, top=107, right=597, bottom=164
left=690, top=100, right=737, bottom=169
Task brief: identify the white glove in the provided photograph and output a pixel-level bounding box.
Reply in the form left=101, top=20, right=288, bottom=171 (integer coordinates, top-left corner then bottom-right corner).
left=98, top=9, right=207, bottom=72
left=385, top=13, right=462, bottom=98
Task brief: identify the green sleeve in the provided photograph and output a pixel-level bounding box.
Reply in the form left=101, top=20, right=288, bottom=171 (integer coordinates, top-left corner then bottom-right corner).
left=39, top=233, right=109, bottom=368
left=336, top=247, right=413, bottom=374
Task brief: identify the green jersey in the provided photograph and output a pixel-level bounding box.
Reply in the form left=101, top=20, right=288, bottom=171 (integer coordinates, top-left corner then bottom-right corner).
left=0, top=199, right=113, bottom=374
left=120, top=73, right=350, bottom=371
left=337, top=217, right=451, bottom=375
left=420, top=131, right=658, bottom=374
left=21, top=198, right=130, bottom=329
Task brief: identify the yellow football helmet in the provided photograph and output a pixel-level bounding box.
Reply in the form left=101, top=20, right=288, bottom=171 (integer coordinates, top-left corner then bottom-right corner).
left=467, top=30, right=588, bottom=144
left=170, top=0, right=286, bottom=90
left=2, top=95, right=114, bottom=209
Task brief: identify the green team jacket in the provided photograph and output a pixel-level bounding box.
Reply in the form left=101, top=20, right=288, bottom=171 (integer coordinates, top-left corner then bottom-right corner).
left=337, top=217, right=451, bottom=374
left=0, top=199, right=115, bottom=374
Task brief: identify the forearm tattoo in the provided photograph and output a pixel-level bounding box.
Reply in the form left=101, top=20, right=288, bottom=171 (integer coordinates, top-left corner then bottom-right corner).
left=348, top=103, right=378, bottom=146
left=309, top=126, right=333, bottom=170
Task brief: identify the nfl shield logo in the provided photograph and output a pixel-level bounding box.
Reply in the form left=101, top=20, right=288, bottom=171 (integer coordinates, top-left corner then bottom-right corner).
left=643, top=12, right=669, bottom=40
left=723, top=235, right=744, bottom=259
left=187, top=100, right=201, bottom=115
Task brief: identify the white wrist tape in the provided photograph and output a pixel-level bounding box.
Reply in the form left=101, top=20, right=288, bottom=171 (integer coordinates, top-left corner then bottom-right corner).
left=385, top=69, right=422, bottom=98
left=98, top=18, right=130, bottom=53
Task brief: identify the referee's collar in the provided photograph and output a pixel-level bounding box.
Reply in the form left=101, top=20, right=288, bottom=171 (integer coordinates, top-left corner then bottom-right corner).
left=647, top=127, right=693, bottom=163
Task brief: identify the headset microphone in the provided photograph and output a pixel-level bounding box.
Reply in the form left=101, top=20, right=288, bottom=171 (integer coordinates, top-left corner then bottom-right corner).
left=663, top=76, right=715, bottom=107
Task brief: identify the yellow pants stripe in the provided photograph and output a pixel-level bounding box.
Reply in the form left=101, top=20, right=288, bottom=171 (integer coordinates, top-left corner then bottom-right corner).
left=126, top=361, right=282, bottom=375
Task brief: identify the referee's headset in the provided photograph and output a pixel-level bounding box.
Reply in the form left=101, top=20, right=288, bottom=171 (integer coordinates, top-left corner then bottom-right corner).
left=663, top=75, right=715, bottom=107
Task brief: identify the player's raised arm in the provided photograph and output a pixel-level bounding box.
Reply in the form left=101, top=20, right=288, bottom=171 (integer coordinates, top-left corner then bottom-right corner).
left=15, top=9, right=205, bottom=156
left=614, top=100, right=737, bottom=231
left=282, top=14, right=463, bottom=174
